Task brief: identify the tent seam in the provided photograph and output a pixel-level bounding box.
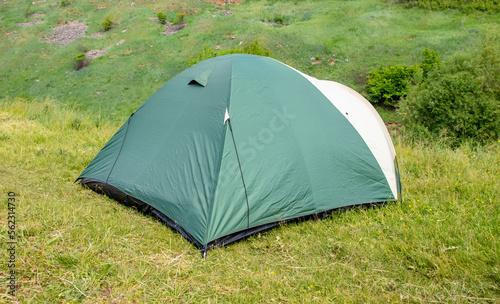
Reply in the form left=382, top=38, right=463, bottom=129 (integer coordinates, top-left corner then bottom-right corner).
left=275, top=58, right=393, bottom=206
left=202, top=58, right=232, bottom=246
left=106, top=115, right=131, bottom=184
left=270, top=60, right=317, bottom=215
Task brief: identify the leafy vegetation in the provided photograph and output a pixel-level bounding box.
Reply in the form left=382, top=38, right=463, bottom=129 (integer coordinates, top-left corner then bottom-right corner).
left=173, top=12, right=186, bottom=25
left=420, top=47, right=441, bottom=78
left=157, top=12, right=167, bottom=25
left=396, top=0, right=500, bottom=12
left=100, top=15, right=116, bottom=32
left=74, top=52, right=90, bottom=70
left=399, top=30, right=500, bottom=145
left=263, top=12, right=292, bottom=25
left=366, top=64, right=418, bottom=107
left=365, top=48, right=441, bottom=108
left=190, top=39, right=272, bottom=65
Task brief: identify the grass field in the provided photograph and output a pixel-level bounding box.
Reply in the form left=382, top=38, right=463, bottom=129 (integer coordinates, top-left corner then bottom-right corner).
left=1, top=0, right=497, bottom=120
left=0, top=0, right=499, bottom=302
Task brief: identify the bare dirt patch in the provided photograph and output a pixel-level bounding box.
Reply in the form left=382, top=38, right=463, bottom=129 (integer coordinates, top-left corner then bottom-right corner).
left=212, top=0, right=242, bottom=6
left=85, top=49, right=107, bottom=59
left=115, top=39, right=126, bottom=46
left=87, top=32, right=104, bottom=38
left=41, top=21, right=88, bottom=45
left=162, top=22, right=187, bottom=36
left=17, top=20, right=44, bottom=27
left=263, top=21, right=287, bottom=27
left=218, top=10, right=233, bottom=15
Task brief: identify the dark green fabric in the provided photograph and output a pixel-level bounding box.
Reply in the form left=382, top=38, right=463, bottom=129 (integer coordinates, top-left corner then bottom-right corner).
left=79, top=54, right=394, bottom=246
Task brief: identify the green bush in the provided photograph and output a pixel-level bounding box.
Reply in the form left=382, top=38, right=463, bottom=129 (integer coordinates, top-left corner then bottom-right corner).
left=271, top=13, right=291, bottom=24
left=366, top=64, right=418, bottom=107
left=190, top=46, right=218, bottom=65
left=421, top=48, right=440, bottom=79
left=396, top=0, right=499, bottom=12
left=100, top=15, right=115, bottom=32
left=189, top=39, right=272, bottom=65
left=399, top=40, right=500, bottom=145
left=173, top=13, right=185, bottom=25
left=157, top=12, right=167, bottom=24
left=241, top=39, right=272, bottom=57
left=74, top=52, right=89, bottom=70
left=60, top=0, right=70, bottom=6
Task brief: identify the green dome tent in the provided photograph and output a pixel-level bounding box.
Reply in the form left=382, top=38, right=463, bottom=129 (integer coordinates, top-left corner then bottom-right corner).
left=78, top=54, right=401, bottom=256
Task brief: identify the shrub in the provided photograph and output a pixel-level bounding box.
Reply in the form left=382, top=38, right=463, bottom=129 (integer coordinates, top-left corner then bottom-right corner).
left=173, top=13, right=185, bottom=25
left=189, top=39, right=272, bottom=65
left=241, top=39, right=272, bottom=57
left=74, top=52, right=90, bottom=70
left=262, top=12, right=292, bottom=26
left=366, top=64, right=418, bottom=107
left=399, top=45, right=500, bottom=144
left=71, top=118, right=81, bottom=130
left=365, top=48, right=440, bottom=107
left=157, top=12, right=167, bottom=24
left=421, top=48, right=440, bottom=79
left=100, top=15, right=115, bottom=32
left=396, top=0, right=499, bottom=12
left=271, top=13, right=290, bottom=25
left=190, top=46, right=218, bottom=65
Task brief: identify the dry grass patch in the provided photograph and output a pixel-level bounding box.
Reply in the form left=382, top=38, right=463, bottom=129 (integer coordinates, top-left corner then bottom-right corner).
left=17, top=20, right=44, bottom=27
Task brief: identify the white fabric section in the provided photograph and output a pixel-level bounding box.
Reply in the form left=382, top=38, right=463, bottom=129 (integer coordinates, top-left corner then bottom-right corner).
left=325, top=81, right=396, bottom=156
left=224, top=108, right=230, bottom=124
left=273, top=59, right=398, bottom=199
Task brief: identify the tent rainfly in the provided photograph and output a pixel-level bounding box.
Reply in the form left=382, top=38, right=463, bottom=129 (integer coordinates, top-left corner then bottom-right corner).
left=78, top=54, right=401, bottom=257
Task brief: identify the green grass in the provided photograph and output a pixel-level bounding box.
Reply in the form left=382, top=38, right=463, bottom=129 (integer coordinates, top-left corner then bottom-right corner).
left=0, top=0, right=499, bottom=302
left=0, top=97, right=499, bottom=302
left=0, top=0, right=498, bottom=121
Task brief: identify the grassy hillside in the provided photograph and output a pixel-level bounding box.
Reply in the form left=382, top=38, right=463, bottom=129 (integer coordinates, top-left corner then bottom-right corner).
left=0, top=0, right=499, bottom=302
left=1, top=0, right=498, bottom=120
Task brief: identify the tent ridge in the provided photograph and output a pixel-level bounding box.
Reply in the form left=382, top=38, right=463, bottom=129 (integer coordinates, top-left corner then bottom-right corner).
left=202, top=58, right=235, bottom=245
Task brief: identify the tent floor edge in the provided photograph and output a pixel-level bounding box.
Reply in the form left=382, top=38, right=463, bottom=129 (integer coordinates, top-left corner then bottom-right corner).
left=200, top=201, right=392, bottom=254
left=77, top=177, right=205, bottom=249
left=77, top=177, right=394, bottom=258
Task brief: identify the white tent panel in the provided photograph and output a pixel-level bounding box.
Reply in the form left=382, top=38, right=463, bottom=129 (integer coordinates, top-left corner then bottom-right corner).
left=307, top=78, right=398, bottom=199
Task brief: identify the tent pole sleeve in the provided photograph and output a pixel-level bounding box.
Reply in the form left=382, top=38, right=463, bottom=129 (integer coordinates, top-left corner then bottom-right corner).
left=227, top=118, right=250, bottom=229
